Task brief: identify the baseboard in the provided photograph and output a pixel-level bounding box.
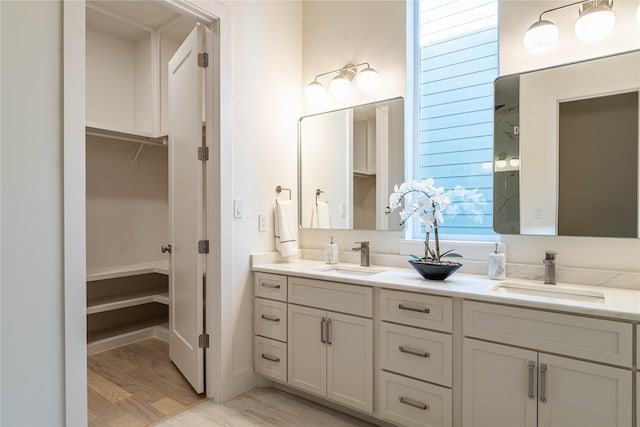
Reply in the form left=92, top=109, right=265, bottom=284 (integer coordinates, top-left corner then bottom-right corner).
left=87, top=325, right=168, bottom=355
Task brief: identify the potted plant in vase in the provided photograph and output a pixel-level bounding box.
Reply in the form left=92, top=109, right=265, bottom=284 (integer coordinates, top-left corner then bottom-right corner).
left=386, top=179, right=486, bottom=280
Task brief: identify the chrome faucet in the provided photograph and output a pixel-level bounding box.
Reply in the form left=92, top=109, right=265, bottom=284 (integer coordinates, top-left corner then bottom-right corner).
left=352, top=241, right=370, bottom=267
left=543, top=250, right=557, bottom=285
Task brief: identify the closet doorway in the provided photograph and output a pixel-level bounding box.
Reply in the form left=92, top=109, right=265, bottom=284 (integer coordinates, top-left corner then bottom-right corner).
left=70, top=1, right=229, bottom=424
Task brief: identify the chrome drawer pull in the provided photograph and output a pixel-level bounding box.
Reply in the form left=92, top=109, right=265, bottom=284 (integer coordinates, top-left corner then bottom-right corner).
left=539, top=363, right=547, bottom=403
left=261, top=282, right=281, bottom=289
left=398, top=303, right=430, bottom=314
left=320, top=318, right=327, bottom=343
left=399, top=396, right=429, bottom=411
left=399, top=346, right=430, bottom=358
left=260, top=314, right=280, bottom=322
left=327, top=318, right=333, bottom=345
left=527, top=361, right=536, bottom=400
left=261, top=354, right=280, bottom=363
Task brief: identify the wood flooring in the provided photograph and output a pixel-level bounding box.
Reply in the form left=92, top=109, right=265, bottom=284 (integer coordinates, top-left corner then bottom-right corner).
left=156, top=387, right=377, bottom=427
left=87, top=338, right=206, bottom=426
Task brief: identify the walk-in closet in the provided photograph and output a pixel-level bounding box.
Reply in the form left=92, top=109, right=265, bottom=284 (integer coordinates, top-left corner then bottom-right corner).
left=84, top=1, right=212, bottom=424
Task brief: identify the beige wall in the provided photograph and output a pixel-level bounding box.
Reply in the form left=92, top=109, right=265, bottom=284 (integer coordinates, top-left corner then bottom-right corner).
left=1, top=1, right=65, bottom=425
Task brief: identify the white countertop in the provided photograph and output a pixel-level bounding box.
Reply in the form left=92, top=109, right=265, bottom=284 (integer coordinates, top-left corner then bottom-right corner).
left=252, top=259, right=640, bottom=322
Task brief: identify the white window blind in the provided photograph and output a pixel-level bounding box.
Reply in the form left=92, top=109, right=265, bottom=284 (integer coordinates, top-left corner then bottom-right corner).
left=416, top=0, right=498, bottom=238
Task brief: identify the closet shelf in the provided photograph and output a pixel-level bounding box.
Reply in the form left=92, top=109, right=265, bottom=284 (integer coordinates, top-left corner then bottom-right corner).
left=86, top=123, right=168, bottom=147
left=87, top=291, right=169, bottom=315
left=87, top=315, right=169, bottom=345
left=87, top=260, right=169, bottom=282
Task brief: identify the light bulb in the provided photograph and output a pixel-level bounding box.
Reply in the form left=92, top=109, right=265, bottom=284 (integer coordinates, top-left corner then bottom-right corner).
left=496, top=159, right=507, bottom=168
left=356, top=67, right=380, bottom=92
left=329, top=75, right=351, bottom=98
left=575, top=5, right=615, bottom=43
left=523, top=19, right=559, bottom=53
left=305, top=81, right=325, bottom=104
left=509, top=157, right=520, bottom=167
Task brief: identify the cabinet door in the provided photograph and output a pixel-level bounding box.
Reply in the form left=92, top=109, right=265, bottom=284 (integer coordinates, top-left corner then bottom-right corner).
left=463, top=338, right=537, bottom=427
left=636, top=373, right=639, bottom=427
left=538, top=353, right=632, bottom=427
left=326, top=312, right=373, bottom=413
left=168, top=24, right=205, bottom=394
left=287, top=304, right=327, bottom=397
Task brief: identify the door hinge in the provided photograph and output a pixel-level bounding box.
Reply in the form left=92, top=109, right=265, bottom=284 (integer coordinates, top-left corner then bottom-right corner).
left=198, top=333, right=210, bottom=348
left=198, top=240, right=210, bottom=254
left=198, top=52, right=209, bottom=68
left=198, top=146, right=209, bottom=161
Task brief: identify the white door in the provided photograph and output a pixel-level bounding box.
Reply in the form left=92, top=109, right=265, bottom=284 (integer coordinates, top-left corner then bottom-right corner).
left=287, top=304, right=327, bottom=396
left=538, top=353, right=632, bottom=427
left=326, top=312, right=373, bottom=413
left=463, top=338, right=537, bottom=427
left=168, top=24, right=206, bottom=393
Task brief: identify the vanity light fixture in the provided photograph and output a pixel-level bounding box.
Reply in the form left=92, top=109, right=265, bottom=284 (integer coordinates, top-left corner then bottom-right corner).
left=509, top=157, right=521, bottom=167
left=305, top=63, right=380, bottom=103
left=524, top=0, right=616, bottom=54
left=495, top=153, right=507, bottom=169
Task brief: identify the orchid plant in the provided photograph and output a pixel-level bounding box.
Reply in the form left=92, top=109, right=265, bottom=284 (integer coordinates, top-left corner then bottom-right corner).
left=386, top=179, right=487, bottom=263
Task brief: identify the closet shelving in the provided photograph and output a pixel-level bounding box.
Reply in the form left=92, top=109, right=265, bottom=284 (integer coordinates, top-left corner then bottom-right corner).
left=85, top=1, right=196, bottom=355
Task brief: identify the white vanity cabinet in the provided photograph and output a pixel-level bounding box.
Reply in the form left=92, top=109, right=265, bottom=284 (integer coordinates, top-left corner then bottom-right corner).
left=287, top=277, right=374, bottom=413
left=378, top=289, right=453, bottom=427
left=463, top=301, right=633, bottom=427
left=254, top=273, right=288, bottom=382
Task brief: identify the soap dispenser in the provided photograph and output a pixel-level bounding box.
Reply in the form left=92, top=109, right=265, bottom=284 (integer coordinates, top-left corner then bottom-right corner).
left=325, top=236, right=338, bottom=264
left=488, top=243, right=506, bottom=280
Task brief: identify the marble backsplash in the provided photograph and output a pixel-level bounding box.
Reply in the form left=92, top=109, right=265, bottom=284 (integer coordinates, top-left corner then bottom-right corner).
left=252, top=249, right=640, bottom=291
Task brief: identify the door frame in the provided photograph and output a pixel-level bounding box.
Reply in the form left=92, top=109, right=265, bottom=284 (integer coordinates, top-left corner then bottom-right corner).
left=62, top=0, right=232, bottom=424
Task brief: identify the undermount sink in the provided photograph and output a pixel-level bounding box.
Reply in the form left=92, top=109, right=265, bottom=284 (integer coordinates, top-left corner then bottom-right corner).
left=317, top=265, right=386, bottom=276
left=491, top=281, right=605, bottom=304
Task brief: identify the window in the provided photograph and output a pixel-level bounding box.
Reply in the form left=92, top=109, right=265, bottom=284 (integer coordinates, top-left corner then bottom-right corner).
left=411, top=0, right=498, bottom=239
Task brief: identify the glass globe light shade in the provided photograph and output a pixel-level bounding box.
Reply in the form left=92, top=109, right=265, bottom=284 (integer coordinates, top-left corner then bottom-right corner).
left=575, top=5, right=615, bottom=43
left=305, top=81, right=325, bottom=104
left=495, top=159, right=507, bottom=168
left=329, top=75, right=352, bottom=98
left=509, top=157, right=520, bottom=167
left=523, top=20, right=559, bottom=53
left=356, top=67, right=380, bottom=92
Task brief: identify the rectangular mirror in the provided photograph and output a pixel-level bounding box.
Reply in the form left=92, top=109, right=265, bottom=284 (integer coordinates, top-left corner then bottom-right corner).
left=299, top=97, right=404, bottom=230
left=494, top=50, right=639, bottom=238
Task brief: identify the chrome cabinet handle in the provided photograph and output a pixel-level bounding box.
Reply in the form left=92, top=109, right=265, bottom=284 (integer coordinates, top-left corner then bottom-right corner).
left=261, top=354, right=280, bottom=363
left=539, top=363, right=547, bottom=403
left=399, top=346, right=430, bottom=358
left=327, top=318, right=333, bottom=345
left=528, top=361, right=536, bottom=400
left=398, top=303, right=430, bottom=314
left=261, top=282, right=281, bottom=289
left=260, top=314, right=280, bottom=322
left=320, top=318, right=327, bottom=343
left=399, top=396, right=429, bottom=411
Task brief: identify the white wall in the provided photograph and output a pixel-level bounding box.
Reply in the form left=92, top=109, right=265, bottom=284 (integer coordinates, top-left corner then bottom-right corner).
left=225, top=0, right=303, bottom=398
left=1, top=1, right=65, bottom=425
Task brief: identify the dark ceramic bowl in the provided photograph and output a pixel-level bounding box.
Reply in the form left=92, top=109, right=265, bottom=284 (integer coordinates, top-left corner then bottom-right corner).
left=408, top=259, right=462, bottom=281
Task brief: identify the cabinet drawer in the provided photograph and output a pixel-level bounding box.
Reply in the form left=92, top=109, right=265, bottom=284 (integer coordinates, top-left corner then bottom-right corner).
left=379, top=371, right=452, bottom=427
left=380, top=289, right=452, bottom=332
left=380, top=322, right=452, bottom=387
left=254, top=336, right=287, bottom=382
left=463, top=301, right=633, bottom=367
left=255, top=272, right=287, bottom=301
left=255, top=298, right=287, bottom=342
left=288, top=277, right=372, bottom=317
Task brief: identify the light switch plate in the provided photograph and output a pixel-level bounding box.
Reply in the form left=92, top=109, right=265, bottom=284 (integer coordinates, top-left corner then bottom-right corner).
left=234, top=199, right=244, bottom=218
left=258, top=213, right=267, bottom=232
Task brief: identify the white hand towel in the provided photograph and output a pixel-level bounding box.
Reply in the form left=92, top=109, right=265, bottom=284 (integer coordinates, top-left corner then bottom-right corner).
left=275, top=200, right=299, bottom=257
left=311, top=201, right=330, bottom=228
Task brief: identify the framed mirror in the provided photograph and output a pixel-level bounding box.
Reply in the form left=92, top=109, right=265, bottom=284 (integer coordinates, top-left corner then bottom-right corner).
left=298, top=97, right=405, bottom=230
left=494, top=50, right=639, bottom=238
